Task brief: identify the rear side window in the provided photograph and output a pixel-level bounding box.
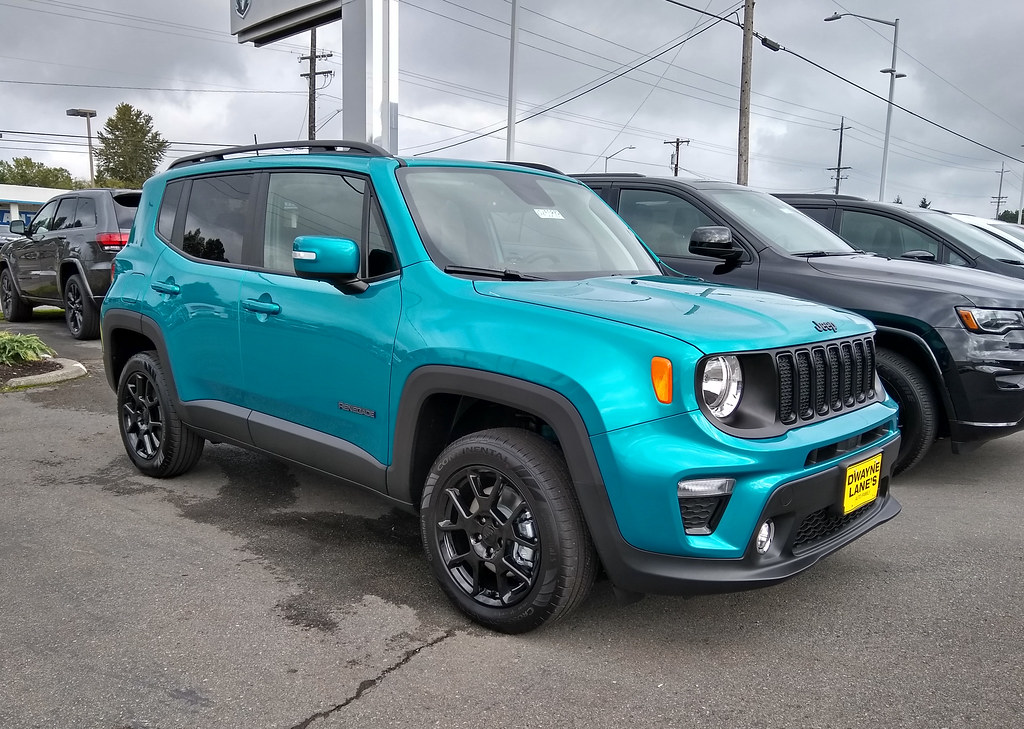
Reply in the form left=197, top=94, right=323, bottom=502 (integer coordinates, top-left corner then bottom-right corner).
left=181, top=175, right=254, bottom=264
left=74, top=197, right=97, bottom=228
left=158, top=181, right=184, bottom=242
left=112, top=193, right=141, bottom=229
left=53, top=198, right=78, bottom=231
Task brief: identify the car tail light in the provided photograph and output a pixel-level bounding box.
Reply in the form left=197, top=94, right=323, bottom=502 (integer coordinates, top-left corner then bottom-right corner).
left=97, top=232, right=130, bottom=251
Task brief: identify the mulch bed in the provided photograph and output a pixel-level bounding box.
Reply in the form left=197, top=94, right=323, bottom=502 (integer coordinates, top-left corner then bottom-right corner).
left=0, top=358, right=63, bottom=385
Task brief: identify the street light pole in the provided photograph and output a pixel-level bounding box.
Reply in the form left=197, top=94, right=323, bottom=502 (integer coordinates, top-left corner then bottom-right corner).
left=604, top=145, right=635, bottom=173
left=66, top=108, right=97, bottom=186
left=825, top=13, right=905, bottom=202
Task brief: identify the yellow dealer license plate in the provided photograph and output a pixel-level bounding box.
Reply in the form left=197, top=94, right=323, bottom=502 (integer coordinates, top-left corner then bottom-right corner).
left=843, top=453, right=882, bottom=514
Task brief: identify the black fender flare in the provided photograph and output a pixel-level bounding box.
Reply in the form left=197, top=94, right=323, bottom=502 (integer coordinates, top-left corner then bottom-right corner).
left=874, top=324, right=954, bottom=421
left=57, top=257, right=93, bottom=299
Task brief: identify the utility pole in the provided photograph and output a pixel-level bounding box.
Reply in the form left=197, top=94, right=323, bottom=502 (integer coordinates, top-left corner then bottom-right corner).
left=506, top=0, right=519, bottom=161
left=664, top=137, right=690, bottom=177
left=300, top=28, right=334, bottom=140
left=737, top=0, right=754, bottom=186
left=826, top=116, right=852, bottom=194
left=993, top=162, right=1008, bottom=217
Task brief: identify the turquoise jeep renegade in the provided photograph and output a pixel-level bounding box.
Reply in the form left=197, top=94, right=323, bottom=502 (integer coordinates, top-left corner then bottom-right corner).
left=101, top=141, right=901, bottom=633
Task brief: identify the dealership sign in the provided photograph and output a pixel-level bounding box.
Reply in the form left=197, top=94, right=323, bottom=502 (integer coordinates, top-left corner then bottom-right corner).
left=229, top=0, right=343, bottom=46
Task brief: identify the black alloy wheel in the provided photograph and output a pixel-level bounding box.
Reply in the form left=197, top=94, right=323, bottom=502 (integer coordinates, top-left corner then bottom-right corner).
left=421, top=428, right=597, bottom=633
left=116, top=351, right=204, bottom=478
left=1, top=268, right=32, bottom=322
left=63, top=274, right=100, bottom=339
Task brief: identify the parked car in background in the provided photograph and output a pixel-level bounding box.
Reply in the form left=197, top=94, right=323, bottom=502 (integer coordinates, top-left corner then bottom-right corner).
left=777, top=194, right=1024, bottom=280
left=0, top=188, right=140, bottom=338
left=0, top=223, right=21, bottom=242
left=575, top=173, right=1024, bottom=475
left=100, top=141, right=902, bottom=632
left=950, top=212, right=1024, bottom=253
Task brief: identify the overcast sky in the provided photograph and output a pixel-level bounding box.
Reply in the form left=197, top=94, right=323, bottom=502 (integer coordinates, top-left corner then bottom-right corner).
left=3, top=0, right=1023, bottom=217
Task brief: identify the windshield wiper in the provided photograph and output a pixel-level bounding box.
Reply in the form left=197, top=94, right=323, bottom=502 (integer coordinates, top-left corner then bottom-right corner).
left=444, top=265, right=547, bottom=281
left=793, top=250, right=856, bottom=257
left=996, top=259, right=1024, bottom=265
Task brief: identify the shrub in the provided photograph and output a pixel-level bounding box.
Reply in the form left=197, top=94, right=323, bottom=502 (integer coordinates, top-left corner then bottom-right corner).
left=0, top=332, right=55, bottom=365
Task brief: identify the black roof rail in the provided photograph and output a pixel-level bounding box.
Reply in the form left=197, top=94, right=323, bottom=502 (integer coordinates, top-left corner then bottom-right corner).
left=571, top=172, right=647, bottom=178
left=169, top=140, right=393, bottom=169
left=489, top=161, right=564, bottom=174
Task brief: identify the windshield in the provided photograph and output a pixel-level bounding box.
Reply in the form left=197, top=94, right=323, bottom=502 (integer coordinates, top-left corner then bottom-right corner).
left=700, top=188, right=855, bottom=254
left=991, top=222, right=1024, bottom=247
left=397, top=167, right=660, bottom=279
left=913, top=211, right=1024, bottom=262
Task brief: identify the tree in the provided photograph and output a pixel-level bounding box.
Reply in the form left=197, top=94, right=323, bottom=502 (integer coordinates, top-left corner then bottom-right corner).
left=0, top=157, right=75, bottom=188
left=94, top=103, right=170, bottom=187
left=919, top=197, right=931, bottom=209
left=998, top=210, right=1021, bottom=223
left=892, top=195, right=903, bottom=204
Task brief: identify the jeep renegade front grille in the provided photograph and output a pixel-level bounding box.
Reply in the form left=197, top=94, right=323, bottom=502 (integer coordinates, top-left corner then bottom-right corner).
left=776, top=337, right=876, bottom=426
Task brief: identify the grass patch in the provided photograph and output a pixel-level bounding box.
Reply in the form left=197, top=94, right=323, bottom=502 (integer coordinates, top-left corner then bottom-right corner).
left=0, top=331, right=56, bottom=366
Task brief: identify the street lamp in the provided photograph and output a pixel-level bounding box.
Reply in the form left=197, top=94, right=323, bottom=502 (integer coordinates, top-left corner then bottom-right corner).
left=604, top=145, right=635, bottom=173
left=66, top=108, right=97, bottom=186
left=825, top=12, right=905, bottom=203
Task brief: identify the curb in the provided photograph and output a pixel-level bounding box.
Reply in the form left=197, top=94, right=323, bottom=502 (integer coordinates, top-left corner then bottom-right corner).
left=3, top=358, right=88, bottom=389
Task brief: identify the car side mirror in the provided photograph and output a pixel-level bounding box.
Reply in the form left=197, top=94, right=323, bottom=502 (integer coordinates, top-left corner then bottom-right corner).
left=292, top=236, right=368, bottom=294
left=689, top=226, right=742, bottom=260
left=9, top=219, right=25, bottom=235
left=901, top=250, right=936, bottom=262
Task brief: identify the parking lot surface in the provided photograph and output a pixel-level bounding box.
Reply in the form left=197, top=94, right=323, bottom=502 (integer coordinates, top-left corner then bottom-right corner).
left=2, top=316, right=1022, bottom=728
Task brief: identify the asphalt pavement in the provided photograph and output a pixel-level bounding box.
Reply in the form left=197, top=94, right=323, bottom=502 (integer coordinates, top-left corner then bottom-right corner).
left=1, top=315, right=1022, bottom=728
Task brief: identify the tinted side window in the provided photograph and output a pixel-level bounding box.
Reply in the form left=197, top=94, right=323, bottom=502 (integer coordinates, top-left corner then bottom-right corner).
left=158, top=181, right=184, bottom=242
left=263, top=172, right=365, bottom=274
left=617, top=189, right=716, bottom=257
left=181, top=175, right=253, bottom=264
left=112, top=193, right=141, bottom=229
left=30, top=200, right=59, bottom=234
left=798, top=206, right=832, bottom=227
left=839, top=210, right=938, bottom=260
left=54, top=198, right=78, bottom=230
left=74, top=197, right=97, bottom=228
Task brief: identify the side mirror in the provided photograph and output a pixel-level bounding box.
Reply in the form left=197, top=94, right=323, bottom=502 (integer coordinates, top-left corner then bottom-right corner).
left=901, top=250, right=936, bottom=262
left=9, top=219, right=25, bottom=235
left=689, top=226, right=742, bottom=260
left=292, top=236, right=367, bottom=293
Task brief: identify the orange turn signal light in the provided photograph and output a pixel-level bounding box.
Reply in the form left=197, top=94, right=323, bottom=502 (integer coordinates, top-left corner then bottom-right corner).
left=957, top=308, right=980, bottom=332
left=651, top=357, right=673, bottom=404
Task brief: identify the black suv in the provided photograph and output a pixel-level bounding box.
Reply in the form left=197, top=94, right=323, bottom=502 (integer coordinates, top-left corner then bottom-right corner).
left=0, top=188, right=140, bottom=339
left=777, top=194, right=1024, bottom=279
left=576, top=173, right=1024, bottom=475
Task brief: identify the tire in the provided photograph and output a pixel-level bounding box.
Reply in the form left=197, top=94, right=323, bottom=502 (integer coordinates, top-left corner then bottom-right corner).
left=116, top=351, right=204, bottom=478
left=63, top=274, right=100, bottom=340
left=877, top=348, right=938, bottom=476
left=0, top=268, right=33, bottom=322
left=420, top=427, right=597, bottom=634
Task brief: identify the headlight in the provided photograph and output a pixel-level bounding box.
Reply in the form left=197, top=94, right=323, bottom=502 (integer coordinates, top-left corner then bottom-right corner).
left=701, top=355, right=744, bottom=418
left=956, top=307, right=1024, bottom=334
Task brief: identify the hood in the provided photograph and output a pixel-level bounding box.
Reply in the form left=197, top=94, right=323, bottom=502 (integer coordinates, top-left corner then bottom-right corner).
left=474, top=276, right=871, bottom=353
left=806, top=254, right=1024, bottom=303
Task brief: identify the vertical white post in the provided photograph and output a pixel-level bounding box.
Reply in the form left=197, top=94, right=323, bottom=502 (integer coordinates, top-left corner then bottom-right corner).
left=506, top=0, right=519, bottom=161
left=342, top=0, right=398, bottom=152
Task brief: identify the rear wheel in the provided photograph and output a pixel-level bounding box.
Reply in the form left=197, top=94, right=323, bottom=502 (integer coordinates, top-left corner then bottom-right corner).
left=117, top=351, right=204, bottom=478
left=64, top=274, right=100, bottom=340
left=0, top=268, right=32, bottom=322
left=420, top=428, right=597, bottom=633
left=877, top=348, right=938, bottom=476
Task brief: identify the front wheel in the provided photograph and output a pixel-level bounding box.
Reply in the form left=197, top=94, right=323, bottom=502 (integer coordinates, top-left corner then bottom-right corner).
left=1, top=268, right=33, bottom=322
left=117, top=351, right=204, bottom=478
left=877, top=348, right=938, bottom=476
left=420, top=428, right=597, bottom=633
left=64, top=274, right=100, bottom=340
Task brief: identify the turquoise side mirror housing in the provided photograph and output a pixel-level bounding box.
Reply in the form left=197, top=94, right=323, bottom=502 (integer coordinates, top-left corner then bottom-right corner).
left=293, top=236, right=367, bottom=293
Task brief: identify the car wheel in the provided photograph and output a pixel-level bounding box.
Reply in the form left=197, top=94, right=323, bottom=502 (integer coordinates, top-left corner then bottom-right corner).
left=1, top=268, right=33, bottom=322
left=877, top=348, right=938, bottom=476
left=117, top=351, right=204, bottom=478
left=420, top=427, right=597, bottom=633
left=63, top=274, right=100, bottom=340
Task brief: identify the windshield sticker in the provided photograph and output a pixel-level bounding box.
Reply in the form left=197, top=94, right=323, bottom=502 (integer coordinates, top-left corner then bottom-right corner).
left=534, top=208, right=565, bottom=220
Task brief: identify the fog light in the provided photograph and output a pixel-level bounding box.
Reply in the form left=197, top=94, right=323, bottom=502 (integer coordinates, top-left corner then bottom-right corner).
left=755, top=520, right=774, bottom=554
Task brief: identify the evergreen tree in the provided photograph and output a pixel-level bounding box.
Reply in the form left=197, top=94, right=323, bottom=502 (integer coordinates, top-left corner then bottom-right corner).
left=997, top=210, right=1021, bottom=223
left=892, top=195, right=903, bottom=204
left=94, top=103, right=170, bottom=187
left=919, top=197, right=931, bottom=209
left=0, top=157, right=75, bottom=188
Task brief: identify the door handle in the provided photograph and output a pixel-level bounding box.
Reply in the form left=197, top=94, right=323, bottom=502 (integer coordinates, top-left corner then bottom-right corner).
left=242, top=298, right=281, bottom=315
left=151, top=280, right=180, bottom=295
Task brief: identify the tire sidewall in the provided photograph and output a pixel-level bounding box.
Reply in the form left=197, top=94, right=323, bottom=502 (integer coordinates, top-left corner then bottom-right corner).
left=420, top=436, right=569, bottom=632
left=117, top=352, right=175, bottom=476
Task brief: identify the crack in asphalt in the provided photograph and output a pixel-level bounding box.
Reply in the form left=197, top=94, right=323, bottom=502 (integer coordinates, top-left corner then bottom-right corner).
left=288, top=629, right=456, bottom=729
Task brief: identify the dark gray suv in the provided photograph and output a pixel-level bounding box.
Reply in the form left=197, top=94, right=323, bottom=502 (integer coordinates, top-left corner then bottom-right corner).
left=0, top=188, right=140, bottom=339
